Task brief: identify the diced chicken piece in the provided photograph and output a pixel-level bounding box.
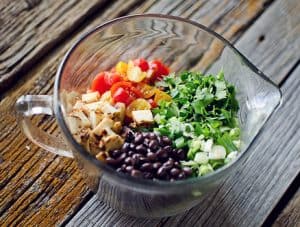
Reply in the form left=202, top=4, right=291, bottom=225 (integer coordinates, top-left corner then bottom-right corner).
left=66, top=116, right=82, bottom=134
left=100, top=91, right=112, bottom=102
left=82, top=91, right=100, bottom=103
left=70, top=111, right=91, bottom=128
left=89, top=110, right=104, bottom=129
left=78, top=128, right=91, bottom=151
left=73, top=100, right=90, bottom=116
left=93, top=117, right=115, bottom=136
left=101, top=102, right=118, bottom=114
left=85, top=101, right=104, bottom=111
left=102, top=134, right=124, bottom=153
left=87, top=133, right=103, bottom=156
left=61, top=91, right=81, bottom=113
left=132, top=110, right=154, bottom=124
left=112, top=121, right=122, bottom=133
left=114, top=102, right=125, bottom=122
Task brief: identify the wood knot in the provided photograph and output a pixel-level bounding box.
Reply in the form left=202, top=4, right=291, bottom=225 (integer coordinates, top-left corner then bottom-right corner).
left=258, top=35, right=265, bottom=42
left=24, top=0, right=42, bottom=10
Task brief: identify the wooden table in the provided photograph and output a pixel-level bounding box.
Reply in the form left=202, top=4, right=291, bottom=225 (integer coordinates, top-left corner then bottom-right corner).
left=0, top=0, right=299, bottom=226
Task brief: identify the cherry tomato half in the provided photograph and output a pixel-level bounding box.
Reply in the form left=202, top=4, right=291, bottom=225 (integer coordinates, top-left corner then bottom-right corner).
left=126, top=98, right=151, bottom=118
left=149, top=60, right=170, bottom=82
left=112, top=87, right=133, bottom=105
left=111, top=81, right=142, bottom=105
left=133, top=58, right=149, bottom=72
left=137, top=83, right=157, bottom=99
left=91, top=72, right=122, bottom=94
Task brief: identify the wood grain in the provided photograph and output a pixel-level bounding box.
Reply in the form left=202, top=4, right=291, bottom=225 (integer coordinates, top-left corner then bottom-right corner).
left=0, top=0, right=111, bottom=91
left=192, top=0, right=300, bottom=80
left=0, top=0, right=150, bottom=226
left=273, top=187, right=300, bottom=227
left=0, top=0, right=295, bottom=226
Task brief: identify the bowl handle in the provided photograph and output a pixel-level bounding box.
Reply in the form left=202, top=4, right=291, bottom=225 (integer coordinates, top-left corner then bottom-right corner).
left=15, top=95, right=73, bottom=158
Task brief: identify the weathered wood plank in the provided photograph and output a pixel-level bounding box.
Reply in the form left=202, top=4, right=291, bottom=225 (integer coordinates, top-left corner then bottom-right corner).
left=273, top=187, right=300, bottom=227
left=234, top=0, right=300, bottom=84
left=0, top=0, right=286, bottom=226
left=192, top=0, right=300, bottom=82
left=0, top=0, right=150, bottom=226
left=0, top=0, right=111, bottom=91
left=67, top=0, right=300, bottom=226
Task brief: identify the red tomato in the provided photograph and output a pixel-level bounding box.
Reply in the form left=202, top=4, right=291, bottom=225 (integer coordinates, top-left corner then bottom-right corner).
left=149, top=60, right=170, bottom=81
left=91, top=72, right=109, bottom=94
left=133, top=58, right=149, bottom=72
left=112, top=87, right=133, bottom=105
left=111, top=81, right=142, bottom=105
left=105, top=72, right=122, bottom=85
left=91, top=72, right=122, bottom=94
left=148, top=99, right=157, bottom=108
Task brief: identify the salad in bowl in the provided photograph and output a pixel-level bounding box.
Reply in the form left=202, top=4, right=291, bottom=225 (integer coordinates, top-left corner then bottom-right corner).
left=67, top=58, right=240, bottom=181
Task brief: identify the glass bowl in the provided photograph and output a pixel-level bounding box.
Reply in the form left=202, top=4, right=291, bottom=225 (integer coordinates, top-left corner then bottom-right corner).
left=15, top=14, right=282, bottom=217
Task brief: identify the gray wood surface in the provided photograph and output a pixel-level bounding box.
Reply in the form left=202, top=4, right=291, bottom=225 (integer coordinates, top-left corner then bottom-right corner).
left=273, top=187, right=300, bottom=227
left=0, top=0, right=110, bottom=90
left=67, top=0, right=300, bottom=226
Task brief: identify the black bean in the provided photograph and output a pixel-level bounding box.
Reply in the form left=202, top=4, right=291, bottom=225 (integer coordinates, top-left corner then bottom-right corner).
left=139, top=156, right=148, bottom=164
left=146, top=152, right=157, bottom=162
left=149, top=140, right=158, bottom=150
left=183, top=167, right=193, bottom=176
left=125, top=165, right=133, bottom=172
left=116, top=153, right=127, bottom=162
left=157, top=149, right=168, bottom=160
left=124, top=157, right=132, bottom=165
left=176, top=149, right=186, bottom=160
left=174, top=161, right=181, bottom=168
left=128, top=151, right=134, bottom=156
left=121, top=142, right=130, bottom=152
left=163, top=159, right=174, bottom=170
left=170, top=168, right=180, bottom=177
left=140, top=163, right=153, bottom=172
left=148, top=132, right=157, bottom=140
left=142, top=132, right=148, bottom=137
left=106, top=157, right=120, bottom=166
left=157, top=166, right=168, bottom=179
left=162, top=136, right=172, bottom=145
left=153, top=162, right=162, bottom=170
left=129, top=143, right=136, bottom=151
left=143, top=172, right=154, bottom=179
left=132, top=154, right=141, bottom=166
left=178, top=172, right=186, bottom=179
left=131, top=169, right=142, bottom=178
left=125, top=129, right=134, bottom=142
left=109, top=149, right=120, bottom=158
left=163, top=145, right=172, bottom=153
left=143, top=138, right=150, bottom=146
left=136, top=144, right=147, bottom=154
left=121, top=164, right=127, bottom=171
left=134, top=133, right=143, bottom=144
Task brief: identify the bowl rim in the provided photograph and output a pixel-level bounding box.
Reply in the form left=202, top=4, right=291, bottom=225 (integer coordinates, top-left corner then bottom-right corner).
left=54, top=13, right=282, bottom=189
